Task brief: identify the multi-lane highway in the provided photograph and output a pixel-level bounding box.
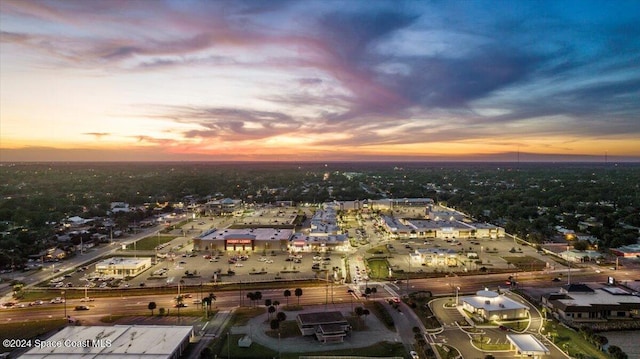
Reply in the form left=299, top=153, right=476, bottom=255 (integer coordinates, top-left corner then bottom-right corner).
left=2, top=266, right=628, bottom=324
left=0, top=285, right=355, bottom=323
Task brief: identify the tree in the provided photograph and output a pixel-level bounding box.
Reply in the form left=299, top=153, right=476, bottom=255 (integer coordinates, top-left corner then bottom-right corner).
left=354, top=306, right=364, bottom=329
left=202, top=292, right=216, bottom=316
left=148, top=301, right=157, bottom=316
left=270, top=318, right=280, bottom=331
left=363, top=308, right=370, bottom=322
left=294, top=288, right=303, bottom=305
left=268, top=305, right=276, bottom=319
left=273, top=300, right=280, bottom=310
left=594, top=334, right=608, bottom=350
left=246, top=292, right=255, bottom=306
left=284, top=289, right=291, bottom=306
left=265, top=299, right=272, bottom=308
left=276, top=311, right=287, bottom=322
left=573, top=240, right=589, bottom=251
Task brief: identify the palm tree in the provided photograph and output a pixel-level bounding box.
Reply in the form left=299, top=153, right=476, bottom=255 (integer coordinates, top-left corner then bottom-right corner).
left=276, top=311, right=286, bottom=322
left=294, top=288, right=303, bottom=305
left=246, top=292, right=255, bottom=306
left=363, top=308, right=370, bottom=323
left=148, top=301, right=157, bottom=316
left=254, top=291, right=262, bottom=306
left=354, top=306, right=364, bottom=329
left=273, top=300, right=280, bottom=310
left=270, top=318, right=280, bottom=331
left=284, top=289, right=291, bottom=306
left=268, top=305, right=276, bottom=319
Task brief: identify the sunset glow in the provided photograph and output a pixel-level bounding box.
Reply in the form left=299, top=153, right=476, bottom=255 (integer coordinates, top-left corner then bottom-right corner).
left=1, top=0, right=639, bottom=162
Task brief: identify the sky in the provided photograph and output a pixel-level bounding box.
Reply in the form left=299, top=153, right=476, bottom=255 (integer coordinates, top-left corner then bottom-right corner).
left=1, top=0, right=639, bottom=162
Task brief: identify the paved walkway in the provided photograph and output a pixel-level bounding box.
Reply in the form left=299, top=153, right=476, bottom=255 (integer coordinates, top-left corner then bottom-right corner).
left=231, top=303, right=401, bottom=353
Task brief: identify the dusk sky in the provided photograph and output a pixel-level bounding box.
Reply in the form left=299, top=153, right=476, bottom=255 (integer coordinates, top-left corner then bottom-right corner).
left=1, top=0, right=639, bottom=162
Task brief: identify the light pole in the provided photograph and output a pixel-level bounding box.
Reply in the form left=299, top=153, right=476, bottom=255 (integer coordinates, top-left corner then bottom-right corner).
left=455, top=286, right=460, bottom=306
left=62, top=290, right=67, bottom=321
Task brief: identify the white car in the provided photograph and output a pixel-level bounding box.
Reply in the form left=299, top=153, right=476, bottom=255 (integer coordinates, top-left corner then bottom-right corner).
left=409, top=350, right=419, bottom=359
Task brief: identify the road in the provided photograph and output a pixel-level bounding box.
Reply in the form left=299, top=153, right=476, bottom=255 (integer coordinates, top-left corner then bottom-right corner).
left=0, top=225, right=165, bottom=301
left=0, top=285, right=355, bottom=324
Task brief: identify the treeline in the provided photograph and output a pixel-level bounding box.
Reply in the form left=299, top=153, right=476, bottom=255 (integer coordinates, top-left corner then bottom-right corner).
left=0, top=162, right=638, bottom=268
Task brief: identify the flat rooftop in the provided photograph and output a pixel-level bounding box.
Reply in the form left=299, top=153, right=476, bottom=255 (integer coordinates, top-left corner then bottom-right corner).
left=95, top=257, right=150, bottom=267
left=557, top=287, right=640, bottom=307
left=298, top=311, right=347, bottom=325
left=21, top=325, right=193, bottom=358
left=506, top=334, right=550, bottom=354
left=199, top=228, right=293, bottom=241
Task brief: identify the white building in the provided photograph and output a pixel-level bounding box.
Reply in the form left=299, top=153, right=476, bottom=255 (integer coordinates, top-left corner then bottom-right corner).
left=94, top=257, right=152, bottom=279
left=461, top=290, right=529, bottom=321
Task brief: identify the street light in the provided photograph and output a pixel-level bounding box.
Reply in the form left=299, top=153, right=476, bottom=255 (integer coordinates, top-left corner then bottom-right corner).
left=61, top=290, right=67, bottom=321
left=455, top=286, right=460, bottom=306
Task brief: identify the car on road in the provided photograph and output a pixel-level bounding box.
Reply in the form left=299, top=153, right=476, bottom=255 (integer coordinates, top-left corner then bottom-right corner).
left=80, top=297, right=95, bottom=302
left=74, top=305, right=90, bottom=311
left=498, top=325, right=510, bottom=331
left=552, top=277, right=561, bottom=282
left=174, top=303, right=188, bottom=308
left=410, top=350, right=419, bottom=359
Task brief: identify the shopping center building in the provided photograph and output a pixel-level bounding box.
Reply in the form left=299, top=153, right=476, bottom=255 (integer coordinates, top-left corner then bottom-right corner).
left=194, top=228, right=293, bottom=252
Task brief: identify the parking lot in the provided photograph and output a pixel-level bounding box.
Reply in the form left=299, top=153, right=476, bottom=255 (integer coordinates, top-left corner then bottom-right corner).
left=38, top=205, right=554, bottom=292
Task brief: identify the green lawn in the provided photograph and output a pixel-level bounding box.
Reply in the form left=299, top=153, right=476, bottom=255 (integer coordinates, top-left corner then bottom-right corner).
left=502, top=256, right=546, bottom=271
left=210, top=334, right=406, bottom=359
left=366, top=257, right=390, bottom=279
left=126, top=235, right=177, bottom=251
left=544, top=321, right=609, bottom=359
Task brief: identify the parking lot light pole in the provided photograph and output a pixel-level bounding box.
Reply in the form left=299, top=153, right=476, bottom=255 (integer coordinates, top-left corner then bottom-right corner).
left=455, top=286, right=460, bottom=306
